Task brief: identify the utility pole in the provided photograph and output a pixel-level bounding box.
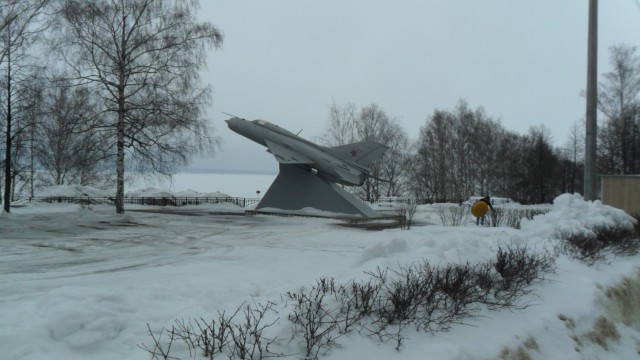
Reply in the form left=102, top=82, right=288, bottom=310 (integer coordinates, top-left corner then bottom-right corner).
left=584, top=0, right=598, bottom=200
left=3, top=25, right=12, bottom=213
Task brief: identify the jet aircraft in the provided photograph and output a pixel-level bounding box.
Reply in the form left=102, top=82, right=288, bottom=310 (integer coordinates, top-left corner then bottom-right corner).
left=225, top=117, right=389, bottom=186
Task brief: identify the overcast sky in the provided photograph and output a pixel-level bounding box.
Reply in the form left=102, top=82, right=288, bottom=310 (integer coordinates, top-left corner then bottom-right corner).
left=190, top=1, right=640, bottom=173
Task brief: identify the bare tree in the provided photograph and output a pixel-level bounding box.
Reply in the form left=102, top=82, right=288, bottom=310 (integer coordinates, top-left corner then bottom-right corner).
left=413, top=109, right=455, bottom=203
left=34, top=79, right=112, bottom=187
left=356, top=103, right=408, bottom=202
left=412, top=100, right=506, bottom=203
left=321, top=102, right=410, bottom=202
left=59, top=0, right=223, bottom=213
left=560, top=120, right=584, bottom=194
left=493, top=131, right=525, bottom=201
left=470, top=108, right=503, bottom=197
left=448, top=101, right=504, bottom=200
left=0, top=0, right=51, bottom=212
left=412, top=100, right=569, bottom=205
left=520, top=126, right=559, bottom=204
left=380, top=132, right=410, bottom=197
left=598, top=45, right=640, bottom=174
left=450, top=101, right=475, bottom=200
left=320, top=100, right=357, bottom=146
left=1, top=72, right=44, bottom=201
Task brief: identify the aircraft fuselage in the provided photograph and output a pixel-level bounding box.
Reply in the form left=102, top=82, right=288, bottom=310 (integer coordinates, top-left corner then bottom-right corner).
left=226, top=117, right=370, bottom=186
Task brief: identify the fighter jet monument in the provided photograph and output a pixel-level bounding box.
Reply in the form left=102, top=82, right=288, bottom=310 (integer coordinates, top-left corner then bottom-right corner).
left=225, top=117, right=389, bottom=218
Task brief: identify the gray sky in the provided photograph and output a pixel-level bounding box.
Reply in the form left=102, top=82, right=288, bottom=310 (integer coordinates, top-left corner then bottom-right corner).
left=190, top=1, right=640, bottom=173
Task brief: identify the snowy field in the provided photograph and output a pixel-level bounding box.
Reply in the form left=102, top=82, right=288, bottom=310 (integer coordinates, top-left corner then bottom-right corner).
left=1, top=178, right=640, bottom=359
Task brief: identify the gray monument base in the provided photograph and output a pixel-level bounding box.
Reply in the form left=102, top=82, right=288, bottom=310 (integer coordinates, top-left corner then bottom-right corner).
left=256, top=164, right=380, bottom=218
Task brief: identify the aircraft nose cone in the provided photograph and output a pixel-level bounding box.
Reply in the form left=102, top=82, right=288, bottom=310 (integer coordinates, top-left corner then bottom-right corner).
left=225, top=117, right=243, bottom=132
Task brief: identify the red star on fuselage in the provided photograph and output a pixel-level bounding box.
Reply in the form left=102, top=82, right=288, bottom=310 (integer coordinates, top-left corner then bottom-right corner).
left=350, top=149, right=357, bottom=157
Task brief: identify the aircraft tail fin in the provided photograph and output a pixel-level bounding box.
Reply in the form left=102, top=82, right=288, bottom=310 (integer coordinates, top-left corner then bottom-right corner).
left=327, top=141, right=389, bottom=168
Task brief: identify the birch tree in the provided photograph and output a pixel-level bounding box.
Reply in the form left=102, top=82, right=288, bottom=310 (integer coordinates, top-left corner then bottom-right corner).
left=598, top=45, right=640, bottom=174
left=59, top=0, right=223, bottom=213
left=560, top=120, right=584, bottom=194
left=0, top=0, right=50, bottom=212
left=34, top=80, right=111, bottom=186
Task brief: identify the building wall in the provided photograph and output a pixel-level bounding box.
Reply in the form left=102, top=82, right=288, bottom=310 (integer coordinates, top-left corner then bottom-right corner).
left=601, top=175, right=640, bottom=215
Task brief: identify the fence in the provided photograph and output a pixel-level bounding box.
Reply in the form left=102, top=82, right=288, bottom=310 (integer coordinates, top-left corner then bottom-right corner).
left=36, top=196, right=262, bottom=208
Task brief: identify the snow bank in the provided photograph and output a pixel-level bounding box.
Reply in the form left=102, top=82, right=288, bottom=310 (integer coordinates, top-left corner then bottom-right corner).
left=168, top=189, right=231, bottom=198
left=520, top=193, right=637, bottom=239
left=125, top=187, right=174, bottom=198
left=199, top=191, right=232, bottom=198
left=355, top=238, right=409, bottom=265
left=34, top=185, right=232, bottom=199
left=35, top=185, right=114, bottom=198
left=124, top=187, right=232, bottom=198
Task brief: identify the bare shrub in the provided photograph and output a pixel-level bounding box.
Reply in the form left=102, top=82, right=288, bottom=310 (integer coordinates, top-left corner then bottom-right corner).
left=494, top=245, right=555, bottom=287
left=489, top=245, right=556, bottom=308
left=434, top=205, right=550, bottom=229
left=366, top=246, right=555, bottom=336
left=142, top=245, right=557, bottom=358
left=338, top=278, right=384, bottom=333
left=436, top=262, right=484, bottom=327
left=174, top=309, right=240, bottom=359
left=228, top=301, right=281, bottom=359
left=408, top=262, right=450, bottom=332
left=369, top=265, right=422, bottom=325
left=349, top=278, right=384, bottom=319
left=557, top=231, right=605, bottom=263
left=138, top=324, right=179, bottom=360
left=488, top=207, right=550, bottom=229
left=397, top=203, right=418, bottom=230
left=434, top=204, right=468, bottom=226
left=557, top=222, right=640, bottom=264
left=286, top=277, right=343, bottom=359
left=142, top=301, right=283, bottom=360
left=366, top=262, right=452, bottom=333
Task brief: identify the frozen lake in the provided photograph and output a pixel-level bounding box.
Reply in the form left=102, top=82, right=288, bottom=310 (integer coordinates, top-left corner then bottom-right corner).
left=127, top=171, right=277, bottom=199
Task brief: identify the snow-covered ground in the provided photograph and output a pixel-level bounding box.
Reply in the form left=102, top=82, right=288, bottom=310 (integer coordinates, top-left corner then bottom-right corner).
left=1, top=188, right=639, bottom=359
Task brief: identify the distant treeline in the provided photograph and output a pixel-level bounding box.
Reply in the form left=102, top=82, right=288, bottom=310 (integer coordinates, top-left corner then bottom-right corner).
left=322, top=44, right=640, bottom=204
left=1, top=0, right=638, bottom=208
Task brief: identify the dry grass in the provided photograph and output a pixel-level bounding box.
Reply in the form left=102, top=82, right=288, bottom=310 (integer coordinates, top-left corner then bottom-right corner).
left=497, top=346, right=532, bottom=360
left=496, top=336, right=539, bottom=360
left=584, top=316, right=620, bottom=350
left=568, top=270, right=639, bottom=355
left=602, top=269, right=640, bottom=330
